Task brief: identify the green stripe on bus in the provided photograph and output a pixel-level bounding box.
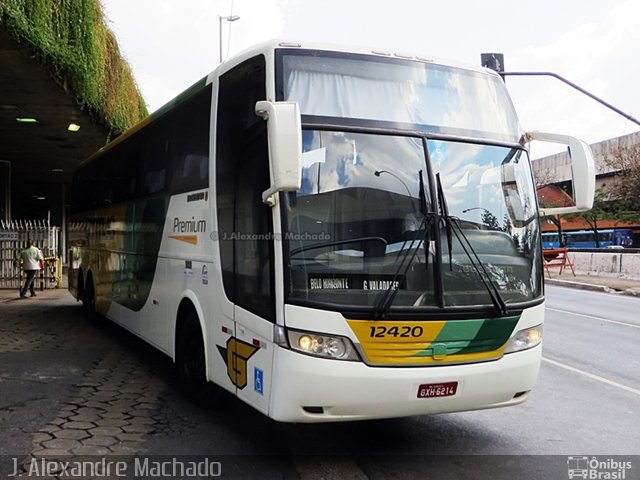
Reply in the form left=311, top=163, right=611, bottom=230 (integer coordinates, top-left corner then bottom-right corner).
left=454, top=316, right=520, bottom=354
left=114, top=197, right=169, bottom=311
left=414, top=316, right=520, bottom=357
left=431, top=318, right=484, bottom=354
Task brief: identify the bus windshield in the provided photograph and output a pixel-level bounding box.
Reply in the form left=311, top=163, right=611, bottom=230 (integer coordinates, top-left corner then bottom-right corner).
left=280, top=50, right=521, bottom=143
left=278, top=50, right=541, bottom=312
left=282, top=131, right=542, bottom=311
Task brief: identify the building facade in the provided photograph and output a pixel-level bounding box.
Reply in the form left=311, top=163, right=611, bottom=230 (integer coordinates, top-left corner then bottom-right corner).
left=532, top=130, right=640, bottom=247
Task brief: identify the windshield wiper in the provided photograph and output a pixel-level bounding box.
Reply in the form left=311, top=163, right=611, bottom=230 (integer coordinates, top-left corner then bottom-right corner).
left=373, top=170, right=433, bottom=317
left=436, top=173, right=453, bottom=269
left=372, top=214, right=430, bottom=318
left=435, top=174, right=508, bottom=316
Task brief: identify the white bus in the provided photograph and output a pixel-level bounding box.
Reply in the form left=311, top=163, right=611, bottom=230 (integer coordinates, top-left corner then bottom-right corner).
left=68, top=41, right=595, bottom=422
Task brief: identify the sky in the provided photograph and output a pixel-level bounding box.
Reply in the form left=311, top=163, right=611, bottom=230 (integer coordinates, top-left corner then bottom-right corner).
left=102, top=0, right=640, bottom=153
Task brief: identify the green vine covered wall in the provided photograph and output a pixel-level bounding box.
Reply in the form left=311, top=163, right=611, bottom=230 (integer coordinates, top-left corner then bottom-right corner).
left=0, top=0, right=148, bottom=133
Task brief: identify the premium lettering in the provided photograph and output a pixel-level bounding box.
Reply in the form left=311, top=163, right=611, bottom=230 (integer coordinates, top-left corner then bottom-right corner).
left=173, top=217, right=206, bottom=233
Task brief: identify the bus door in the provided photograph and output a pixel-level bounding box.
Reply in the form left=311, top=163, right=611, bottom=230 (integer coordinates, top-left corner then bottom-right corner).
left=232, top=306, right=275, bottom=415
left=229, top=126, right=276, bottom=415
left=216, top=54, right=275, bottom=414
left=216, top=159, right=276, bottom=415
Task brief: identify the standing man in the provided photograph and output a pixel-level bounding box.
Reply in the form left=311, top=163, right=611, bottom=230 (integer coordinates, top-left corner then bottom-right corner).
left=16, top=240, right=43, bottom=298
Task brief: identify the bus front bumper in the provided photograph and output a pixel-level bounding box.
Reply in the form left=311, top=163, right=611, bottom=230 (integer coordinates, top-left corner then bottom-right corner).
left=268, top=344, right=541, bottom=423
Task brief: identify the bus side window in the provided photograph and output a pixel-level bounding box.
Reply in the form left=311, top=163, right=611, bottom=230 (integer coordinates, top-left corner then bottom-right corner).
left=169, top=86, right=212, bottom=194
left=173, top=154, right=207, bottom=190
left=141, top=134, right=170, bottom=196
left=114, top=147, right=138, bottom=203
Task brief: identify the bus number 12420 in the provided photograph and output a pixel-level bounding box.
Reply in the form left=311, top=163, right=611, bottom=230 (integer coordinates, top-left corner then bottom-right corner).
left=369, top=325, right=424, bottom=338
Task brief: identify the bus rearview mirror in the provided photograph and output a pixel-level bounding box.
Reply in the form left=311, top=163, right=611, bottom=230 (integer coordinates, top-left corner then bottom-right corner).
left=526, top=131, right=596, bottom=217
left=255, top=101, right=302, bottom=205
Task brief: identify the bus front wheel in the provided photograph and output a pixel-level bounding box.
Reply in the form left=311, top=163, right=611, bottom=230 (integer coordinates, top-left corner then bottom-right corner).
left=177, top=313, right=223, bottom=408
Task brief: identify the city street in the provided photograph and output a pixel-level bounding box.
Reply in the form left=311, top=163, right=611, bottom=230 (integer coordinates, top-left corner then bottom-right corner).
left=1, top=285, right=638, bottom=479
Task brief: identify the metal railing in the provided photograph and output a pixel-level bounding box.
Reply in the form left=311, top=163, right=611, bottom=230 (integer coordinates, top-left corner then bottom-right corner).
left=0, top=219, right=61, bottom=289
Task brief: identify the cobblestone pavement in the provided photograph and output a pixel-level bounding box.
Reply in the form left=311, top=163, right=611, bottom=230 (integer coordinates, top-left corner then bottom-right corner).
left=26, top=350, right=163, bottom=458
left=0, top=289, right=301, bottom=479
left=0, top=289, right=170, bottom=478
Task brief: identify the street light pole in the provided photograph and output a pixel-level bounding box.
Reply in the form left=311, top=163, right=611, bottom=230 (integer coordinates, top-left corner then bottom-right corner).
left=374, top=170, right=413, bottom=199
left=462, top=207, right=492, bottom=215
left=218, top=15, right=240, bottom=63
left=480, top=53, right=640, bottom=127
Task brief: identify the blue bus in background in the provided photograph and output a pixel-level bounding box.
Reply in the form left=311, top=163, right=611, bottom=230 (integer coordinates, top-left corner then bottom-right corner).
left=542, top=229, right=634, bottom=249
left=541, top=232, right=561, bottom=249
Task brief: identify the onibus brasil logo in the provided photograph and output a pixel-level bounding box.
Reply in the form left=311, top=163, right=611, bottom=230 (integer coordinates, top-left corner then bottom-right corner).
left=567, top=456, right=633, bottom=479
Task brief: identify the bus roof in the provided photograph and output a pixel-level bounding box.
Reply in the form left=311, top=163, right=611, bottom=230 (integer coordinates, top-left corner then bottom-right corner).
left=216, top=39, right=498, bottom=78
left=78, top=39, right=502, bottom=170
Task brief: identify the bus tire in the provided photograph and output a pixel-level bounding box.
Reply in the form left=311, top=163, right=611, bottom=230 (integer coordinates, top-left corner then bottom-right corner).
left=83, top=277, right=99, bottom=322
left=177, top=313, right=223, bottom=409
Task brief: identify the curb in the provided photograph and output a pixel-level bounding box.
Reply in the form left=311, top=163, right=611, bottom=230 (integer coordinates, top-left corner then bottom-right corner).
left=546, top=278, right=640, bottom=297
left=621, top=288, right=640, bottom=298
left=546, top=278, right=611, bottom=293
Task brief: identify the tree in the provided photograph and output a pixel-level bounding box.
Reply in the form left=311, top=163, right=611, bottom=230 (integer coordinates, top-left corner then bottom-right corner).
left=602, top=143, right=640, bottom=223
left=545, top=214, right=564, bottom=246
left=481, top=210, right=501, bottom=230
left=502, top=214, right=513, bottom=234
left=563, top=188, right=611, bottom=247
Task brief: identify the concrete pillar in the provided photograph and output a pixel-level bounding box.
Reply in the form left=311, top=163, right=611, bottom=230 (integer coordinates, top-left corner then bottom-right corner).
left=60, top=183, right=66, bottom=264
left=0, top=161, right=10, bottom=222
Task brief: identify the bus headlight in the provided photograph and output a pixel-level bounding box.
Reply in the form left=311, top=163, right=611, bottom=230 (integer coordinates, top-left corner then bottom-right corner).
left=287, top=330, right=360, bottom=361
left=504, top=324, right=543, bottom=353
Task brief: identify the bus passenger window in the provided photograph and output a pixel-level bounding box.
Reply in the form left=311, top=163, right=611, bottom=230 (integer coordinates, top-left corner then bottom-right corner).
left=141, top=136, right=169, bottom=195
left=169, top=86, right=212, bottom=194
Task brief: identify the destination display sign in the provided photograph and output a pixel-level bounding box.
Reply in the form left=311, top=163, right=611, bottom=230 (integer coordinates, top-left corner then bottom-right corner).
left=308, top=274, right=405, bottom=290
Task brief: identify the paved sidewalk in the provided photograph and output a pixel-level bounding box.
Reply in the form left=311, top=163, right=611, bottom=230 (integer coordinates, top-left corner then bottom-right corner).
left=545, top=271, right=640, bottom=297
left=0, top=285, right=67, bottom=303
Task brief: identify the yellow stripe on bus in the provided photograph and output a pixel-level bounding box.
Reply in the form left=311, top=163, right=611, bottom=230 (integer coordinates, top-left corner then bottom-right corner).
left=169, top=235, right=198, bottom=245
left=346, top=319, right=507, bottom=366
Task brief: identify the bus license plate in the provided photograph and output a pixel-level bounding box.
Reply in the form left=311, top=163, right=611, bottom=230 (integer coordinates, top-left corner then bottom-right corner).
left=417, top=382, right=458, bottom=398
